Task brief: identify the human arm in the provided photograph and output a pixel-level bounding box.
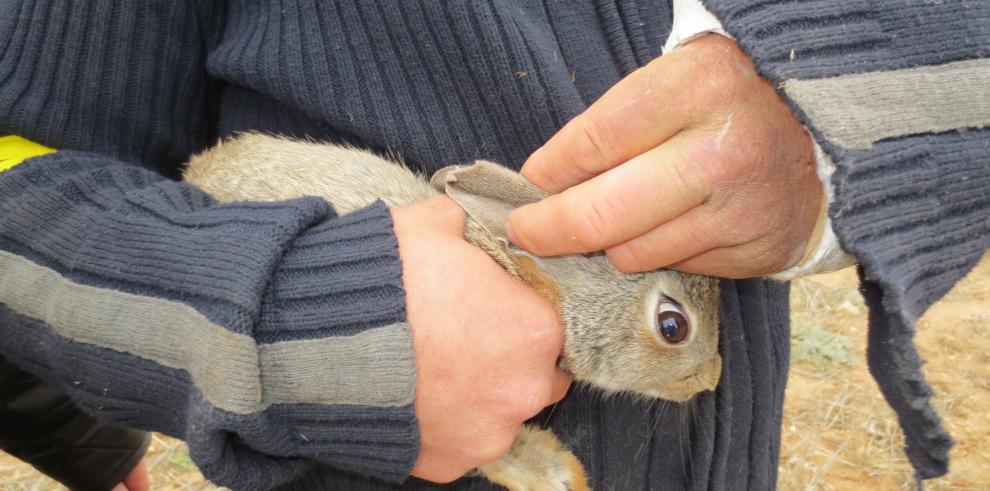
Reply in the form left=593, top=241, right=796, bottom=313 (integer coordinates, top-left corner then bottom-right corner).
left=702, top=1, right=990, bottom=479
left=0, top=1, right=567, bottom=488
left=0, top=145, right=417, bottom=489
left=505, top=0, right=989, bottom=480
left=0, top=354, right=150, bottom=491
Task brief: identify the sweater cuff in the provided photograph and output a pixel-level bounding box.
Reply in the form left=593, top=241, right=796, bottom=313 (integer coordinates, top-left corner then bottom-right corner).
left=257, top=201, right=419, bottom=482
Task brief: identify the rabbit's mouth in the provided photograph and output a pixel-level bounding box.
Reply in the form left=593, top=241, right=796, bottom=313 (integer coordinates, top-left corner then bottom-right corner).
left=652, top=383, right=710, bottom=402
left=654, top=388, right=697, bottom=402
left=653, top=358, right=722, bottom=401
left=586, top=370, right=719, bottom=403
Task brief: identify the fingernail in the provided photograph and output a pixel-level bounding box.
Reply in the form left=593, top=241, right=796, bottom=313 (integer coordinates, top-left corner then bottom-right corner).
left=524, top=145, right=544, bottom=165
left=504, top=217, right=517, bottom=244
left=520, top=147, right=544, bottom=179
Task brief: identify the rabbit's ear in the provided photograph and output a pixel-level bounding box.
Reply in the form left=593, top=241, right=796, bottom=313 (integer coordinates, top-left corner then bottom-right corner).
left=431, top=161, right=549, bottom=241
left=433, top=162, right=567, bottom=304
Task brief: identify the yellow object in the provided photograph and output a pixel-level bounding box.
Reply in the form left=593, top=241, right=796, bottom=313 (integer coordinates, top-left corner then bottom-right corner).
left=0, top=135, right=56, bottom=173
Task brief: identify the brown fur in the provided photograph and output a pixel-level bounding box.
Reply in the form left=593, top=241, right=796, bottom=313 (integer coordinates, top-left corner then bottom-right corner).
left=510, top=253, right=561, bottom=308
left=184, top=133, right=722, bottom=490
left=477, top=425, right=590, bottom=491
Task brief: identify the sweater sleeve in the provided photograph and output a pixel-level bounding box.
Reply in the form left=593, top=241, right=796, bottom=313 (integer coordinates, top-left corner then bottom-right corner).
left=0, top=2, right=417, bottom=489
left=702, top=0, right=990, bottom=481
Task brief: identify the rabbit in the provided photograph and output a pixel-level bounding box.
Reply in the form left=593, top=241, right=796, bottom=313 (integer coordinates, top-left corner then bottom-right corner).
left=184, top=133, right=721, bottom=491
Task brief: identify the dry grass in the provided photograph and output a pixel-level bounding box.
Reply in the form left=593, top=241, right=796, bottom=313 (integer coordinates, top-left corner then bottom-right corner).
left=781, top=253, right=990, bottom=490
left=2, top=256, right=987, bottom=490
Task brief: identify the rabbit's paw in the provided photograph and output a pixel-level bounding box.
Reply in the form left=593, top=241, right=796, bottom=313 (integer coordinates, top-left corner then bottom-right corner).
left=478, top=425, right=590, bottom=491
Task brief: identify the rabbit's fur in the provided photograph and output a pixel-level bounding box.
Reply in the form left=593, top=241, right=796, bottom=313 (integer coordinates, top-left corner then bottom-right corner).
left=185, top=133, right=721, bottom=491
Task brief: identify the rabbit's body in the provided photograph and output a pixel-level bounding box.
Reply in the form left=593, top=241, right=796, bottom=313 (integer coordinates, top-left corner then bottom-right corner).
left=182, top=135, right=438, bottom=212
left=185, top=133, right=721, bottom=491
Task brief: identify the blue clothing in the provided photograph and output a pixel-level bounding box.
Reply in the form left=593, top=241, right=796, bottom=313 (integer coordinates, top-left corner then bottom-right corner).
left=0, top=1, right=986, bottom=489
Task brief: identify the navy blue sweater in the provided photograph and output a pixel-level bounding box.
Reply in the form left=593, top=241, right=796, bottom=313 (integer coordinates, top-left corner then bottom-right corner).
left=0, top=1, right=987, bottom=489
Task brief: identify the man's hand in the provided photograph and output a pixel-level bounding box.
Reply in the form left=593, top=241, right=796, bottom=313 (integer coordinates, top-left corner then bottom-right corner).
left=392, top=195, right=571, bottom=482
left=110, top=458, right=149, bottom=491
left=506, top=35, right=822, bottom=279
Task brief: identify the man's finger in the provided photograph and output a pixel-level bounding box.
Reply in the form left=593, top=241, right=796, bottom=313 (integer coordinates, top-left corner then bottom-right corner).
left=670, top=247, right=770, bottom=278
left=121, top=458, right=150, bottom=491
left=521, top=50, right=705, bottom=193
left=549, top=368, right=572, bottom=404
left=508, top=135, right=709, bottom=256
left=604, top=204, right=730, bottom=273
left=671, top=235, right=802, bottom=278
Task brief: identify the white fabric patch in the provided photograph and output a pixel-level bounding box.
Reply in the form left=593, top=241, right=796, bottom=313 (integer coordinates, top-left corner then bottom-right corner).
left=662, top=0, right=730, bottom=54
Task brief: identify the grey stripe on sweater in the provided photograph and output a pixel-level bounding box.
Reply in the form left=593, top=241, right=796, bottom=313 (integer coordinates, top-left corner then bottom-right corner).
left=0, top=249, right=415, bottom=414
left=786, top=58, right=990, bottom=149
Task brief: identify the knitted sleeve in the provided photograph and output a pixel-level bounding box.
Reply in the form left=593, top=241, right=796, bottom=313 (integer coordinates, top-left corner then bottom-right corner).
left=703, top=0, right=990, bottom=481
left=0, top=2, right=417, bottom=488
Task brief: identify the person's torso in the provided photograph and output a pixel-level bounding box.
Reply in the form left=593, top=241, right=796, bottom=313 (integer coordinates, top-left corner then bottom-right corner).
left=206, top=2, right=789, bottom=489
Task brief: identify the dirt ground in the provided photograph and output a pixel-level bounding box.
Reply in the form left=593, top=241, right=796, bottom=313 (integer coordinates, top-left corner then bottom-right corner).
left=780, top=253, right=989, bottom=490
left=1, top=255, right=987, bottom=490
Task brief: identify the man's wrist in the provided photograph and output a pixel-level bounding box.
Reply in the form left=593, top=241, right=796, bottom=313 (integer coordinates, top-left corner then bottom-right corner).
left=769, top=140, right=857, bottom=280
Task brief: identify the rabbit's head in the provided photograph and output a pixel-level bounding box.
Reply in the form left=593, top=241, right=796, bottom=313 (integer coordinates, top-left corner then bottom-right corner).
left=435, top=162, right=722, bottom=402
left=516, top=251, right=721, bottom=401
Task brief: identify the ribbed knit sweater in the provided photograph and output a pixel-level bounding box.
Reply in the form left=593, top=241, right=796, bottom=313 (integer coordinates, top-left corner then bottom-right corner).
left=0, top=1, right=986, bottom=490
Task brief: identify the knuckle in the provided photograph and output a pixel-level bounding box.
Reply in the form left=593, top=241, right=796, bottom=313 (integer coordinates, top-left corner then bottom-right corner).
left=692, top=63, right=738, bottom=104
left=496, top=385, right=538, bottom=422
left=430, top=469, right=466, bottom=484
left=542, top=371, right=570, bottom=404
left=706, top=39, right=752, bottom=81
left=518, top=387, right=549, bottom=419
left=607, top=243, right=647, bottom=273
left=605, top=240, right=669, bottom=273
left=668, top=160, right=708, bottom=198
left=574, top=116, right=614, bottom=167
left=550, top=375, right=572, bottom=403
left=539, top=332, right=564, bottom=359
left=706, top=43, right=737, bottom=71
left=524, top=382, right=554, bottom=414
left=570, top=192, right=616, bottom=250
left=525, top=326, right=562, bottom=361
left=538, top=311, right=565, bottom=344
left=506, top=377, right=555, bottom=421
left=474, top=431, right=516, bottom=464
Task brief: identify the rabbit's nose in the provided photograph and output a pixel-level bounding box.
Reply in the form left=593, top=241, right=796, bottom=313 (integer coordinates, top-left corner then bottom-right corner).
left=698, top=357, right=722, bottom=391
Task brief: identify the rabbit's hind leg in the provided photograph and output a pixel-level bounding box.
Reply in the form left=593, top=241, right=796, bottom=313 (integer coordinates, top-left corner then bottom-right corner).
left=477, top=425, right=590, bottom=491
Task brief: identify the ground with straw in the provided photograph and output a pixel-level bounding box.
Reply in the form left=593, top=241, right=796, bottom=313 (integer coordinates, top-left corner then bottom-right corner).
left=2, top=255, right=987, bottom=490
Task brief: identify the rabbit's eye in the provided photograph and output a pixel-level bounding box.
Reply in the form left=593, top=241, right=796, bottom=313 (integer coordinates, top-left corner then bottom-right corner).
left=656, top=298, right=689, bottom=344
